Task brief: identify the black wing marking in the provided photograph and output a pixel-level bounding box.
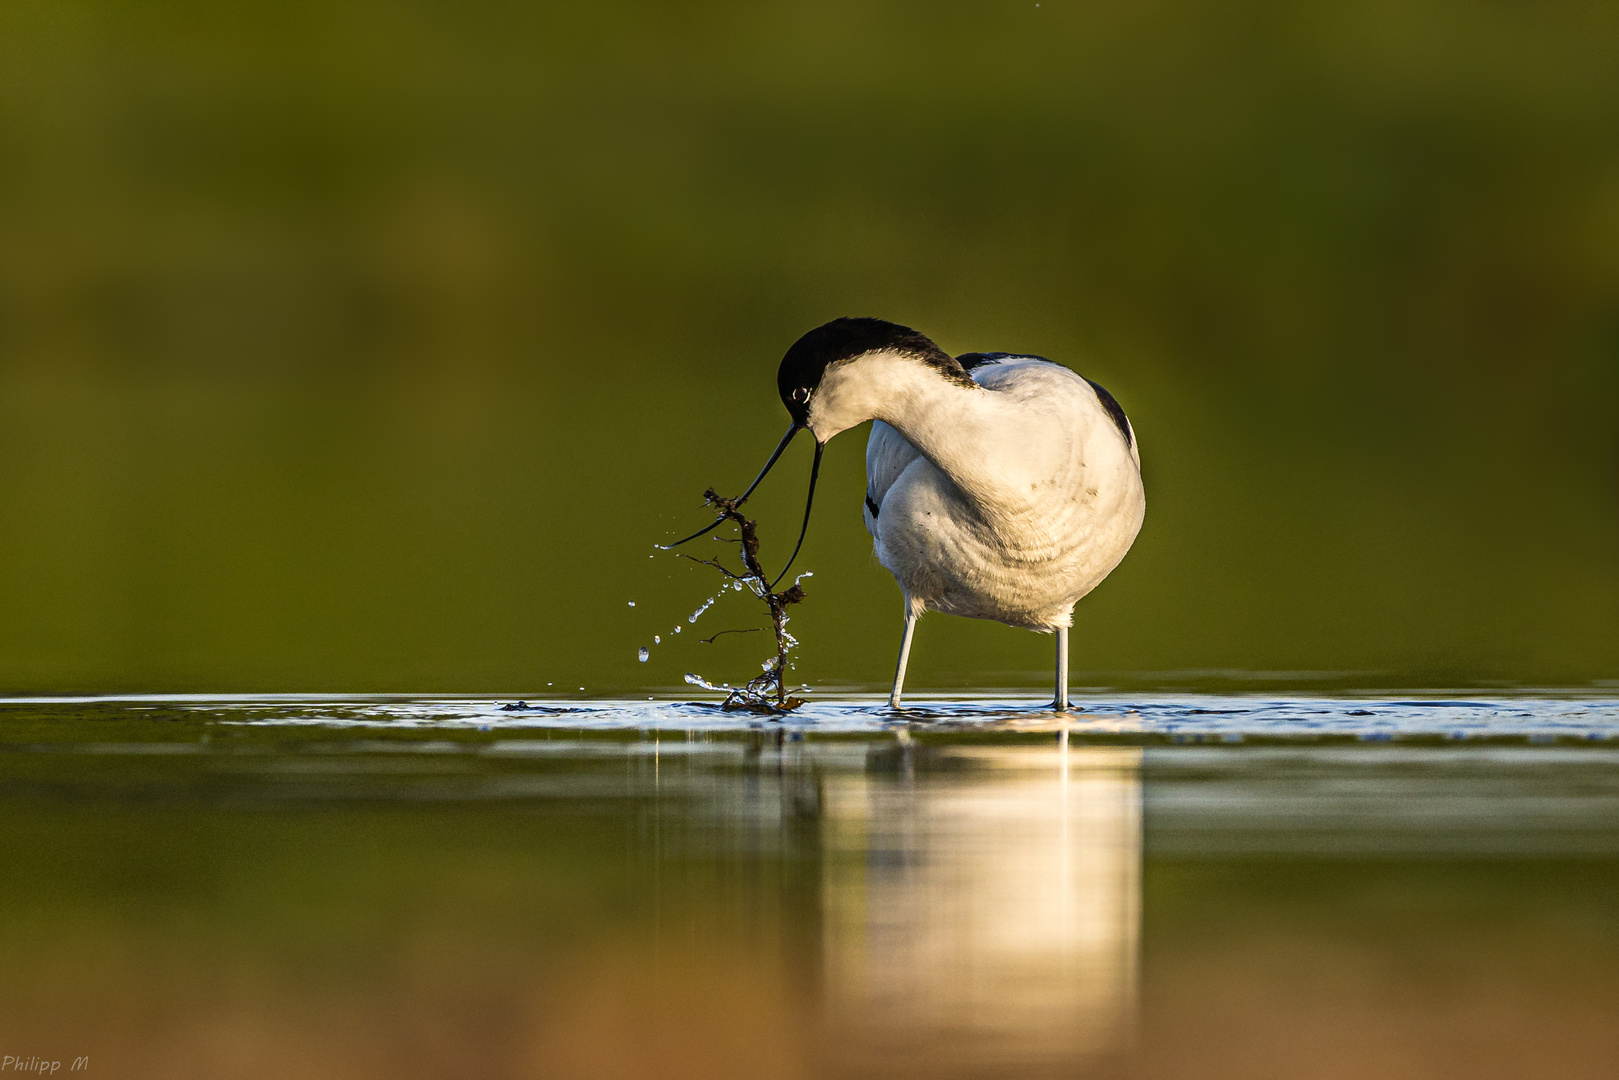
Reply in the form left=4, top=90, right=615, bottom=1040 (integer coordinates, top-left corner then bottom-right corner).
left=1085, top=378, right=1133, bottom=449
left=865, top=493, right=880, bottom=519
left=955, top=351, right=1052, bottom=371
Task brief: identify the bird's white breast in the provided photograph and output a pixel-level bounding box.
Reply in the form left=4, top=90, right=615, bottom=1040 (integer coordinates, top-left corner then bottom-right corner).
left=864, top=359, right=1144, bottom=631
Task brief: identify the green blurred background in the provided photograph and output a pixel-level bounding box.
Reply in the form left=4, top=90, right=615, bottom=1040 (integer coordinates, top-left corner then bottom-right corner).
left=0, top=0, right=1615, bottom=695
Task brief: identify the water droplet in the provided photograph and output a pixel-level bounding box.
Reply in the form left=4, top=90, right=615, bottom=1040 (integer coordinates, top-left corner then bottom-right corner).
left=673, top=626, right=682, bottom=634
left=578, top=686, right=585, bottom=691
left=638, top=647, right=649, bottom=663
left=627, top=600, right=636, bottom=607
left=653, top=635, right=661, bottom=644
left=689, top=597, right=716, bottom=623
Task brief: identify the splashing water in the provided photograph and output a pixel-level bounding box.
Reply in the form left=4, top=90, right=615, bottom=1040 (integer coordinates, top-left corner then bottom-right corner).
left=663, top=488, right=811, bottom=714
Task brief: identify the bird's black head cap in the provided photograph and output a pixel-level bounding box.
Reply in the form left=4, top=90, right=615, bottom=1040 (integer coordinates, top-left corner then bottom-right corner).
left=777, top=317, right=973, bottom=425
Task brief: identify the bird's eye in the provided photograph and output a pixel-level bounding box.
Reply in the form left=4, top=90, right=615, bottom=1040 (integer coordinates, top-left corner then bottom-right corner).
left=792, top=387, right=810, bottom=403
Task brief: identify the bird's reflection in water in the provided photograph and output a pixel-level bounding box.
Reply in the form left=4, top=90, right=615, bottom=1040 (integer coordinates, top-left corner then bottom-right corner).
left=818, top=739, right=1141, bottom=1078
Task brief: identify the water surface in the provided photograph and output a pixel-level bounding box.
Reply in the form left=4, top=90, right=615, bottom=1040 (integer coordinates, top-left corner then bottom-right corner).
left=2, top=695, right=1617, bottom=1079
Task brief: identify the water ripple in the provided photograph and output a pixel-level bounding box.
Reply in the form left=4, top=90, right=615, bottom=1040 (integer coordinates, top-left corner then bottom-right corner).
left=3, top=692, right=1615, bottom=741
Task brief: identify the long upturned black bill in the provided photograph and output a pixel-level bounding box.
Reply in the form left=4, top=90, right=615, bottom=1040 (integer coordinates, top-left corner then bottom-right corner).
left=660, top=423, right=802, bottom=549
left=769, top=440, right=823, bottom=589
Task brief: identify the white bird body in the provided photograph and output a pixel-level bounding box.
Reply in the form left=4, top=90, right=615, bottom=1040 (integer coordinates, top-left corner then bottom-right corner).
left=853, top=355, right=1144, bottom=632
left=674, top=317, right=1145, bottom=710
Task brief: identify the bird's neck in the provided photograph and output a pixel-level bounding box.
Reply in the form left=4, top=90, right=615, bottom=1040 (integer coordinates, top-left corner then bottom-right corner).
left=809, top=351, right=1028, bottom=510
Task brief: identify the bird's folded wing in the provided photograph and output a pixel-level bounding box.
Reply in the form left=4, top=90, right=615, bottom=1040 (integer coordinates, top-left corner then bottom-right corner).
left=864, top=420, right=921, bottom=536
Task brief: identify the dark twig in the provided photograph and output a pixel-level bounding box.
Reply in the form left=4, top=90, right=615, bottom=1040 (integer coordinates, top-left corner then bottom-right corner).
left=684, top=487, right=809, bottom=713
left=699, top=627, right=766, bottom=645
left=673, top=552, right=748, bottom=582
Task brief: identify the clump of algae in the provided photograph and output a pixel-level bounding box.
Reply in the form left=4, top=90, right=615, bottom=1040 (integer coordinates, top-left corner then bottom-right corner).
left=676, top=488, right=808, bottom=714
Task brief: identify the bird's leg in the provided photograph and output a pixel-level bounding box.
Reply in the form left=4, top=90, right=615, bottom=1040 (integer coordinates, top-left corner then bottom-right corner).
left=889, top=611, right=918, bottom=709
left=1054, top=625, right=1070, bottom=712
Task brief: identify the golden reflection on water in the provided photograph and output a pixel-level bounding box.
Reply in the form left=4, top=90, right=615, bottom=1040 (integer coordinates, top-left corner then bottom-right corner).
left=820, top=742, right=1140, bottom=1077
left=5, top=716, right=1619, bottom=1079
